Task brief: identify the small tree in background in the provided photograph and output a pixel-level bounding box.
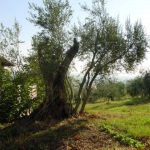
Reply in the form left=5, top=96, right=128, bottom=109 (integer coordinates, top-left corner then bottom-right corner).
left=126, top=77, right=144, bottom=97
left=91, top=79, right=125, bottom=102
left=143, top=71, right=150, bottom=98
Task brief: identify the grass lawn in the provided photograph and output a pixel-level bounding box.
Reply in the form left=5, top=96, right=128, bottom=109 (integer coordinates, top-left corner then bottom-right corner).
left=86, top=98, right=150, bottom=140
left=0, top=97, right=150, bottom=150
left=0, top=124, right=4, bottom=129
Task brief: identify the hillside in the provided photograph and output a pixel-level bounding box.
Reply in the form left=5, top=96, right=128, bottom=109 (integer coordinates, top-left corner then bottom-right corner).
left=0, top=98, right=150, bottom=150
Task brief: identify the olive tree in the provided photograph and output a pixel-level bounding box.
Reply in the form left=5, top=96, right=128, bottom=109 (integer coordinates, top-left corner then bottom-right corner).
left=29, top=0, right=79, bottom=120
left=74, top=0, right=148, bottom=113
left=28, top=0, right=148, bottom=119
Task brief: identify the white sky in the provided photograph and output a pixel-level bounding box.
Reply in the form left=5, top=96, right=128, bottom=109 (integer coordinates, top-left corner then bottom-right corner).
left=106, top=0, right=150, bottom=79
left=0, top=0, right=150, bottom=80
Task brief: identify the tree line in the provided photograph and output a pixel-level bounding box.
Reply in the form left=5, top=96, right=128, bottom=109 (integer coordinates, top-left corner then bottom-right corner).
left=127, top=71, right=150, bottom=98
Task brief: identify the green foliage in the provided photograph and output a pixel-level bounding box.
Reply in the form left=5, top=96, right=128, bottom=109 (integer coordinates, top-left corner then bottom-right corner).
left=29, top=0, right=75, bottom=109
left=24, top=54, right=45, bottom=108
left=74, top=0, right=148, bottom=112
left=29, top=0, right=72, bottom=68
left=101, top=124, right=144, bottom=149
left=86, top=99, right=150, bottom=139
left=91, top=79, right=125, bottom=101
left=28, top=0, right=73, bottom=90
left=78, top=0, right=148, bottom=74
left=127, top=71, right=150, bottom=98
left=0, top=23, right=37, bottom=123
left=0, top=68, right=16, bottom=122
left=143, top=71, right=150, bottom=97
left=126, top=77, right=144, bottom=97
left=0, top=68, right=34, bottom=122
left=124, top=20, right=148, bottom=70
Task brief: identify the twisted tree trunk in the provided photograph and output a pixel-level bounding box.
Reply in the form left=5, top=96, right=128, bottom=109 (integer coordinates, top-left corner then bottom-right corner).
left=31, top=38, right=79, bottom=120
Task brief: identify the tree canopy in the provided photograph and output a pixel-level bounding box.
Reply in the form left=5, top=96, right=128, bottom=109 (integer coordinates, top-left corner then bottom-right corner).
left=74, top=0, right=148, bottom=113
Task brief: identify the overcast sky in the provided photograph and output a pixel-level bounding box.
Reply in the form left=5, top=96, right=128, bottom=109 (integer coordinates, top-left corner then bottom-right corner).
left=0, top=0, right=150, bottom=79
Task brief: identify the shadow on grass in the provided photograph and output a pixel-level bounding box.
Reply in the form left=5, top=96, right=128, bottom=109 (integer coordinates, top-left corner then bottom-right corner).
left=0, top=118, right=88, bottom=150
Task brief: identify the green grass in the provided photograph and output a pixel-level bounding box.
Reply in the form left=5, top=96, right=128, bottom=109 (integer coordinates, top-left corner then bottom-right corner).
left=1, top=97, right=150, bottom=149
left=0, top=123, right=4, bottom=129
left=101, top=124, right=145, bottom=149
left=86, top=98, right=150, bottom=138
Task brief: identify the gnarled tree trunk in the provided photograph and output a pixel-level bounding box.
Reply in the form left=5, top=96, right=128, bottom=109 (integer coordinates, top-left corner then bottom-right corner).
left=31, top=38, right=79, bottom=120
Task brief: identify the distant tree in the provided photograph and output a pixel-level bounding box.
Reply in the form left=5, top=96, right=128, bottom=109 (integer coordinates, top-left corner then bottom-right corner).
left=91, top=79, right=125, bottom=101
left=143, top=71, right=150, bottom=98
left=126, top=77, right=144, bottom=97
left=126, top=71, right=150, bottom=99
left=74, top=0, right=148, bottom=113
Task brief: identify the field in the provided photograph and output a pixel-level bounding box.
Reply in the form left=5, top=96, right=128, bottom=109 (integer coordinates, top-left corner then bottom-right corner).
left=0, top=98, right=150, bottom=150
left=86, top=98, right=150, bottom=149
left=86, top=98, right=150, bottom=138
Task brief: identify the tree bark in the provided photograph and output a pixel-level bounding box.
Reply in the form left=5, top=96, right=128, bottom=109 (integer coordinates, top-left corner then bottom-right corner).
left=74, top=32, right=99, bottom=113
left=74, top=51, right=97, bottom=113
left=80, top=70, right=99, bottom=113
left=31, top=38, right=79, bottom=120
